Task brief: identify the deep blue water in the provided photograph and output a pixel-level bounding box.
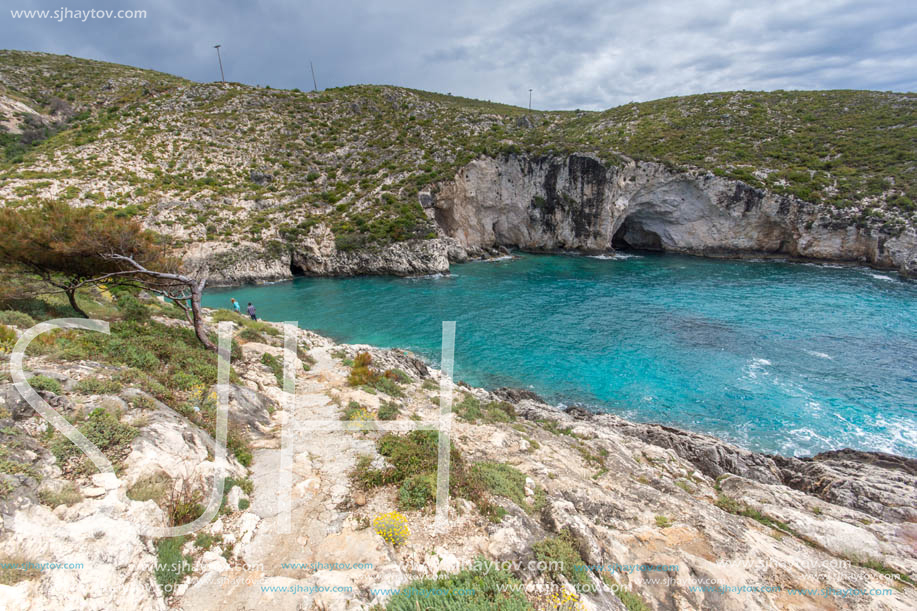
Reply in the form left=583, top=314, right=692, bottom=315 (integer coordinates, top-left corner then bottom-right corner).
left=204, top=253, right=917, bottom=458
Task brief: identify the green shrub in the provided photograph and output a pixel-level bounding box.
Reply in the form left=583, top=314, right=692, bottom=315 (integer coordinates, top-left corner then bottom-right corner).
left=29, top=374, right=61, bottom=394
left=238, top=327, right=263, bottom=342
left=471, top=461, right=531, bottom=512
left=51, top=407, right=137, bottom=473
left=194, top=532, right=218, bottom=550
left=74, top=377, right=122, bottom=395
left=533, top=531, right=591, bottom=587
left=0, top=311, right=35, bottom=328
left=169, top=371, right=201, bottom=391
left=385, top=368, right=411, bottom=383
left=616, top=589, right=652, bottom=611
left=224, top=476, right=254, bottom=496
left=456, top=394, right=515, bottom=423
left=117, top=294, right=150, bottom=323
left=351, top=430, right=497, bottom=518
left=398, top=474, right=435, bottom=509
left=260, top=352, right=285, bottom=386
left=374, top=375, right=404, bottom=397
left=165, top=480, right=204, bottom=527
left=154, top=537, right=192, bottom=594
left=385, top=560, right=532, bottom=610
left=377, top=400, right=400, bottom=421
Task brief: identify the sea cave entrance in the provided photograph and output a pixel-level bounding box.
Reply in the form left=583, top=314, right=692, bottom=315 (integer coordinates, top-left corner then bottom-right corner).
left=611, top=214, right=664, bottom=251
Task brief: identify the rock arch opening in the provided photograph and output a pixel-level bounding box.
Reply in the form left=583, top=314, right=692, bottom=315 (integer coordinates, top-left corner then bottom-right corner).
left=612, top=214, right=664, bottom=251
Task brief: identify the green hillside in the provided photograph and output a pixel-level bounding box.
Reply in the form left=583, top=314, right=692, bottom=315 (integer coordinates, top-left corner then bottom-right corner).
left=0, top=50, right=914, bottom=251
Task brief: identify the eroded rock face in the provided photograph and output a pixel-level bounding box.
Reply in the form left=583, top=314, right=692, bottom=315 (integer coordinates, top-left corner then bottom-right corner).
left=432, top=154, right=917, bottom=275
left=771, top=450, right=917, bottom=523
left=187, top=224, right=452, bottom=286
left=287, top=228, right=451, bottom=278
left=607, top=416, right=917, bottom=524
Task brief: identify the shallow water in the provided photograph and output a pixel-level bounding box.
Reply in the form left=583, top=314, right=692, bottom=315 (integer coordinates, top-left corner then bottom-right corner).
left=205, top=253, right=917, bottom=457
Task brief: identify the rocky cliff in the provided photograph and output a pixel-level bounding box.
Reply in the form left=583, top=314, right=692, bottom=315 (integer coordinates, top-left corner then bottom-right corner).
left=430, top=153, right=917, bottom=275
left=185, top=151, right=917, bottom=285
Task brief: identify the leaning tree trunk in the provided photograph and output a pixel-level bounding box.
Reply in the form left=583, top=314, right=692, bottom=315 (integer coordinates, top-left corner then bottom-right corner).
left=65, top=287, right=89, bottom=318
left=189, top=277, right=217, bottom=352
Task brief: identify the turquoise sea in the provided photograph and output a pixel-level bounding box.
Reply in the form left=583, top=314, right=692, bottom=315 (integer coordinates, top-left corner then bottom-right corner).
left=204, top=253, right=917, bottom=458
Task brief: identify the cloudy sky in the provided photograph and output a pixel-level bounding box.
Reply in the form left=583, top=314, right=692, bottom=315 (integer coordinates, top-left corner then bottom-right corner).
left=3, top=0, right=916, bottom=110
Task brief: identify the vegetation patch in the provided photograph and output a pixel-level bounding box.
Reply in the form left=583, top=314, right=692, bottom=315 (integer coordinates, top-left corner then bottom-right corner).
left=377, top=400, right=400, bottom=421
left=28, top=374, right=61, bottom=394
left=127, top=471, right=171, bottom=504
left=471, top=461, right=541, bottom=514
left=615, top=588, right=652, bottom=611
left=74, top=377, right=122, bottom=395
left=532, top=530, right=591, bottom=587
left=154, top=536, right=192, bottom=595
left=384, top=560, right=532, bottom=610
left=373, top=511, right=409, bottom=546
left=455, top=394, right=516, bottom=424
left=0, top=555, right=42, bottom=586
left=351, top=430, right=498, bottom=518
left=37, top=481, right=83, bottom=507
left=346, top=352, right=407, bottom=397
left=50, top=407, right=137, bottom=476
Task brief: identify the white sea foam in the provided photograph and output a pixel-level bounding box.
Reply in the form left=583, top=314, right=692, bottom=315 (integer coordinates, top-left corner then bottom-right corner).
left=871, top=273, right=893, bottom=281
left=587, top=252, right=643, bottom=260
left=804, top=350, right=832, bottom=360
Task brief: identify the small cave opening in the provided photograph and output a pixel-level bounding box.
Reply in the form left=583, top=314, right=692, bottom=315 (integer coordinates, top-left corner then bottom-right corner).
left=612, top=216, right=664, bottom=251
left=289, top=257, right=306, bottom=277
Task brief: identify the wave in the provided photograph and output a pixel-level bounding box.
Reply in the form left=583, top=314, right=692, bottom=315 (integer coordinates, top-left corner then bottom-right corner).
left=587, top=253, right=643, bottom=260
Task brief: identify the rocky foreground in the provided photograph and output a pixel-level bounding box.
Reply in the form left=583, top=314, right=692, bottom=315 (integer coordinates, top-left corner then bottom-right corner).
left=0, top=312, right=915, bottom=610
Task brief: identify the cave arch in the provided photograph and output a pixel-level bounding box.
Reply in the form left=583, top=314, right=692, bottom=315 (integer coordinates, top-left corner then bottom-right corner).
left=611, top=213, right=664, bottom=251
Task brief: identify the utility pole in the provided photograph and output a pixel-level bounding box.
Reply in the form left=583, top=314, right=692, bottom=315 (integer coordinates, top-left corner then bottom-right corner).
left=214, top=44, right=225, bottom=83
left=310, top=61, right=318, bottom=91
left=528, top=88, right=533, bottom=110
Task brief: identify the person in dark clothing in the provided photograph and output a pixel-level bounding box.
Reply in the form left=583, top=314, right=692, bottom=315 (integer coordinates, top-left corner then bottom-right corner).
left=247, top=302, right=257, bottom=320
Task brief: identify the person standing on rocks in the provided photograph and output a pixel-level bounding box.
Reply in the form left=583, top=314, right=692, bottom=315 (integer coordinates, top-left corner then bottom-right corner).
left=231, top=298, right=241, bottom=314
left=247, top=302, right=257, bottom=320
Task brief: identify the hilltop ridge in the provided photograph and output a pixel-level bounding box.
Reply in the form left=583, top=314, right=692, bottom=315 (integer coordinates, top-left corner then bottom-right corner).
left=0, top=50, right=915, bottom=281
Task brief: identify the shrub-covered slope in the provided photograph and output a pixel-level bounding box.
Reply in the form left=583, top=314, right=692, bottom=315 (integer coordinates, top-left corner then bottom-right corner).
left=0, top=50, right=914, bottom=253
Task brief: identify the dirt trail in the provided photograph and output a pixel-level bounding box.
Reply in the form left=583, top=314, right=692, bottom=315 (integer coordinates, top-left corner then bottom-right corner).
left=180, top=346, right=400, bottom=611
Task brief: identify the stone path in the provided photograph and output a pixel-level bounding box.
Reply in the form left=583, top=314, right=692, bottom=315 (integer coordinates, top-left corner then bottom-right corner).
left=180, top=346, right=401, bottom=611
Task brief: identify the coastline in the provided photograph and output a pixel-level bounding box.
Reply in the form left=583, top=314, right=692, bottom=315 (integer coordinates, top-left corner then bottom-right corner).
left=2, top=309, right=915, bottom=610
left=219, top=309, right=917, bottom=523
left=203, top=246, right=916, bottom=289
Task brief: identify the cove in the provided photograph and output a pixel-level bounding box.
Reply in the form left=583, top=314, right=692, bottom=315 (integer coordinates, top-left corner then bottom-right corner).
left=204, top=253, right=917, bottom=458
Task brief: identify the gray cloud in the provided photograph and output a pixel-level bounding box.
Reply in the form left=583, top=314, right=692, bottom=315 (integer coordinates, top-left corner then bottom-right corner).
left=2, top=0, right=915, bottom=110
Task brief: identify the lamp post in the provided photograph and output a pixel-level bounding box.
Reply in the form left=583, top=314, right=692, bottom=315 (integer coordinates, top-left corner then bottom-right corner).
left=214, top=44, right=225, bottom=83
